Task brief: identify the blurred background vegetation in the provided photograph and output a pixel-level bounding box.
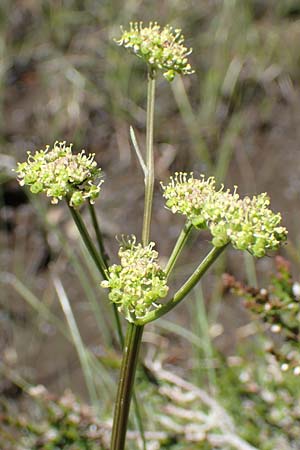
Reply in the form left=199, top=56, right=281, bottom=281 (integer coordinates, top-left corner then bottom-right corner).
left=1, top=1, right=300, bottom=449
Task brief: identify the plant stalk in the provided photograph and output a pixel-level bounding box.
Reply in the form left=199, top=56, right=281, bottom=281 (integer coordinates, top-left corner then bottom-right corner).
left=88, top=203, right=108, bottom=264
left=111, top=323, right=144, bottom=450
left=111, top=71, right=156, bottom=450
left=142, top=72, right=156, bottom=246
left=68, top=204, right=124, bottom=345
left=165, top=221, right=193, bottom=279
left=68, top=204, right=107, bottom=279
left=70, top=203, right=146, bottom=445
left=136, top=244, right=228, bottom=325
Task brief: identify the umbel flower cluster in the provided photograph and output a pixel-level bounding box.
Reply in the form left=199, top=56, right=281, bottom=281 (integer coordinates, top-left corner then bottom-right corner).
left=115, top=21, right=194, bottom=81
left=101, top=237, right=168, bottom=322
left=15, top=142, right=103, bottom=207
left=162, top=173, right=287, bottom=257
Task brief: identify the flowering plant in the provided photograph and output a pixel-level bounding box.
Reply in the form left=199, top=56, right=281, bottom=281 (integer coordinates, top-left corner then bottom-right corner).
left=15, top=21, right=288, bottom=450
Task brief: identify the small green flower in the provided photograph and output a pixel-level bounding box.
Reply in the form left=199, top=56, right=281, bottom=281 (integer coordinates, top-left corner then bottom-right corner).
left=115, top=22, right=194, bottom=81
left=162, top=173, right=287, bottom=257
left=15, top=141, right=103, bottom=208
left=101, top=237, right=168, bottom=322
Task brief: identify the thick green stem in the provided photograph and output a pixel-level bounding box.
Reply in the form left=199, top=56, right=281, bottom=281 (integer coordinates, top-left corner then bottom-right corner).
left=111, top=72, right=156, bottom=450
left=111, top=324, right=144, bottom=450
left=142, top=73, right=156, bottom=246
left=136, top=244, right=228, bottom=326
left=165, top=221, right=193, bottom=279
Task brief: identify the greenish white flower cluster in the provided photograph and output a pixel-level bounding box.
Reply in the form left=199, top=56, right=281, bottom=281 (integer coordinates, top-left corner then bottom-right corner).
left=16, top=141, right=103, bottom=207
left=101, top=237, right=168, bottom=322
left=162, top=173, right=287, bottom=257
left=115, top=22, right=194, bottom=81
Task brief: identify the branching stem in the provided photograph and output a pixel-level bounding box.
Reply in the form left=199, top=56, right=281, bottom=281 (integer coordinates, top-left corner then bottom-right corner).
left=136, top=244, right=228, bottom=325
left=88, top=203, right=108, bottom=265
left=69, top=202, right=146, bottom=445
left=111, top=71, right=156, bottom=450
left=165, top=221, right=193, bottom=279
left=68, top=204, right=107, bottom=279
